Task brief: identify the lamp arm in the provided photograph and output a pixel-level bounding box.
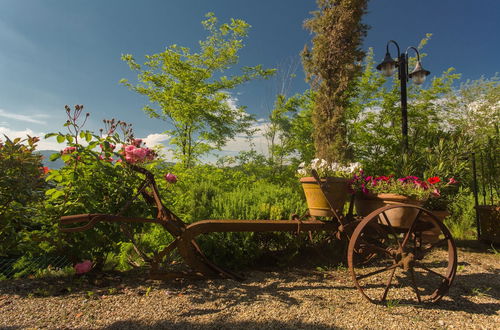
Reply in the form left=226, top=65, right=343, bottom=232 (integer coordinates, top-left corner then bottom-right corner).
left=387, top=40, right=401, bottom=57
left=405, top=46, right=421, bottom=61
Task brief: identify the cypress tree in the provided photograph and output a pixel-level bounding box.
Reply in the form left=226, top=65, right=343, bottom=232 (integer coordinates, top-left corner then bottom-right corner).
left=302, top=0, right=369, bottom=163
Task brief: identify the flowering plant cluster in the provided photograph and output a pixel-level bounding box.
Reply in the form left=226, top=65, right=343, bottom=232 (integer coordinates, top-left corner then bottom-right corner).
left=297, top=158, right=362, bottom=178
left=121, top=139, right=156, bottom=164
left=350, top=171, right=458, bottom=201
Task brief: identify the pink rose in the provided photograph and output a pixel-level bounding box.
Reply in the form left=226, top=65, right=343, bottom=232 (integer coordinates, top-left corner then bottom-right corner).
left=74, top=260, right=92, bottom=274
left=164, top=173, right=177, bottom=183
left=125, top=145, right=136, bottom=153
left=132, top=139, right=142, bottom=147
left=61, top=146, right=77, bottom=154
left=132, top=147, right=148, bottom=159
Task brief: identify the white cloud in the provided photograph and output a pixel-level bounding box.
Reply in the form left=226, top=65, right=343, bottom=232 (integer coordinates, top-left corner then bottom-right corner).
left=142, top=133, right=170, bottom=148
left=226, top=95, right=238, bottom=111
left=0, top=126, right=60, bottom=150
left=140, top=133, right=174, bottom=162
left=0, top=108, right=49, bottom=125
left=221, top=119, right=269, bottom=154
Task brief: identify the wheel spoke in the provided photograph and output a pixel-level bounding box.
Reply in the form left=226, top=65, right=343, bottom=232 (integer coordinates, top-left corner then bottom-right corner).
left=381, top=266, right=397, bottom=302
left=380, top=211, right=402, bottom=248
left=357, top=238, right=393, bottom=257
left=356, top=263, right=399, bottom=281
left=416, top=263, right=449, bottom=281
left=409, top=269, right=422, bottom=303
left=418, top=238, right=447, bottom=257
left=402, top=209, right=423, bottom=248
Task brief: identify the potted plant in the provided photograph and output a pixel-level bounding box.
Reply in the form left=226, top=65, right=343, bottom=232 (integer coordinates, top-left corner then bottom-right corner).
left=297, top=159, right=361, bottom=217
left=350, top=173, right=443, bottom=228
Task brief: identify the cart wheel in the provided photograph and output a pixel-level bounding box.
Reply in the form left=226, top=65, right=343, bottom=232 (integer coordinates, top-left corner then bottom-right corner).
left=348, top=204, right=457, bottom=304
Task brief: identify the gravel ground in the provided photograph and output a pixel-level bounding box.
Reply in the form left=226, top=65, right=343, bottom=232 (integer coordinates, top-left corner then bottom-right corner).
left=0, top=243, right=498, bottom=329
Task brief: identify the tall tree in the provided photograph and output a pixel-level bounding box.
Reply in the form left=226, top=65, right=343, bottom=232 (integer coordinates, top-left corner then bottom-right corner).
left=302, top=0, right=369, bottom=163
left=121, top=13, right=274, bottom=167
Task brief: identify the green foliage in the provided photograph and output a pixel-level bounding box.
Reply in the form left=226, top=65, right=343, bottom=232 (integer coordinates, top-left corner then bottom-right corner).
left=144, top=163, right=307, bottom=268
left=265, top=90, right=315, bottom=174
left=0, top=135, right=48, bottom=257
left=348, top=37, right=463, bottom=177
left=121, top=13, right=275, bottom=167
left=41, top=106, right=154, bottom=267
left=444, top=187, right=477, bottom=239
left=443, top=74, right=499, bottom=148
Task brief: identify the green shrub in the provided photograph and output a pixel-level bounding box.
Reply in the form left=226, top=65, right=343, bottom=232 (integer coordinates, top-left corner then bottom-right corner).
left=445, top=187, right=477, bottom=239
left=0, top=136, right=48, bottom=257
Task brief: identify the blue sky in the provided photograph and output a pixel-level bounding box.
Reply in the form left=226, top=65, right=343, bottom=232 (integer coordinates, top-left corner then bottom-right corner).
left=0, top=0, right=499, bottom=157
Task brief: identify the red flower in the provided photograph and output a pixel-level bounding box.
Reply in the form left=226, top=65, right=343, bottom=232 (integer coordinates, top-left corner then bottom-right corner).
left=427, top=176, right=441, bottom=184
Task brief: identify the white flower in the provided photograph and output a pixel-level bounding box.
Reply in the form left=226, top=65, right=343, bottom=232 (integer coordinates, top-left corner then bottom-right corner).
left=311, top=158, right=321, bottom=170
left=297, top=169, right=307, bottom=176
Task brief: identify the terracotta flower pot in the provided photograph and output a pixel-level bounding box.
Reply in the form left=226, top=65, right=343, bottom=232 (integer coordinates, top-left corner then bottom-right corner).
left=300, top=177, right=349, bottom=217
left=354, top=193, right=425, bottom=228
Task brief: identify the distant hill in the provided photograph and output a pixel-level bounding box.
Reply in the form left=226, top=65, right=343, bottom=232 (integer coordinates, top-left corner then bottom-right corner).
left=37, top=150, right=64, bottom=169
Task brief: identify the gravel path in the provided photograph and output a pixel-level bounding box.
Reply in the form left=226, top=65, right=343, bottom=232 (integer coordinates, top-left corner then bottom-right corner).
left=1, top=244, right=498, bottom=329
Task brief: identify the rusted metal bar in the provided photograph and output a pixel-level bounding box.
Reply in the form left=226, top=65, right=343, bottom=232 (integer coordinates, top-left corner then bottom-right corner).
left=184, top=219, right=338, bottom=237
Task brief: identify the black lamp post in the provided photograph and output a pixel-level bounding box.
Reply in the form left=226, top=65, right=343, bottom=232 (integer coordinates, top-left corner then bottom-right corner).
left=376, top=40, right=430, bottom=154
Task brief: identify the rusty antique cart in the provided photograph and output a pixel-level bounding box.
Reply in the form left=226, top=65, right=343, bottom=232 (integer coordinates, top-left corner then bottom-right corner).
left=60, top=165, right=457, bottom=304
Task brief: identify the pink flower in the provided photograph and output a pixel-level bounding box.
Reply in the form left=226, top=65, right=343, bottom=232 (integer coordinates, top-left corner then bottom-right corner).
left=100, top=143, right=116, bottom=150
left=125, top=145, right=136, bottom=153
left=431, top=188, right=441, bottom=197
left=448, top=178, right=458, bottom=185
left=61, top=146, right=77, bottom=154
left=122, top=144, right=155, bottom=164
left=164, top=173, right=177, bottom=183
left=74, top=260, right=92, bottom=274
left=415, top=180, right=429, bottom=190
left=132, top=139, right=143, bottom=147
left=132, top=147, right=148, bottom=159
left=361, top=183, right=369, bottom=195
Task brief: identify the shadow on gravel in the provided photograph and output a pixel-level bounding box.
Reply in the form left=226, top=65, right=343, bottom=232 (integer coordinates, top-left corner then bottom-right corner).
left=387, top=272, right=500, bottom=315
left=103, top=319, right=346, bottom=330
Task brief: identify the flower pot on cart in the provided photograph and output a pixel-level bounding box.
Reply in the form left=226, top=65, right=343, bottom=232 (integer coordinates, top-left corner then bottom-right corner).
left=354, top=193, right=425, bottom=228
left=300, top=177, right=349, bottom=217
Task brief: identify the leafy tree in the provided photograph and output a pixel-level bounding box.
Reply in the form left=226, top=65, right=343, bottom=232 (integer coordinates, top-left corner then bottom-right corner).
left=302, top=0, right=369, bottom=163
left=347, top=36, right=462, bottom=176
left=443, top=74, right=499, bottom=148
left=0, top=136, right=47, bottom=257
left=121, top=13, right=274, bottom=168
left=265, top=91, right=315, bottom=168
